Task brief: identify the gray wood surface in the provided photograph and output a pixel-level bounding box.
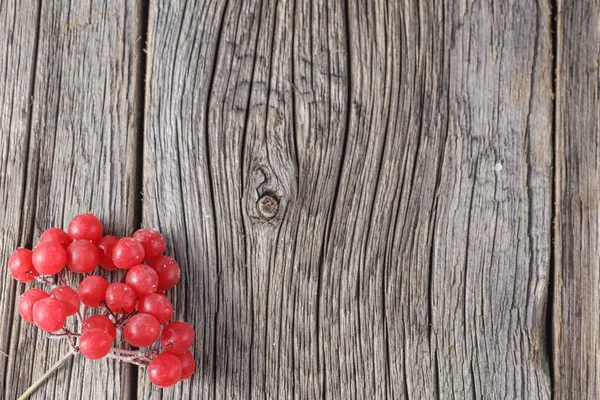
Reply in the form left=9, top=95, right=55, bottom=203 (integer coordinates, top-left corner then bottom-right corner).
left=0, top=0, right=596, bottom=399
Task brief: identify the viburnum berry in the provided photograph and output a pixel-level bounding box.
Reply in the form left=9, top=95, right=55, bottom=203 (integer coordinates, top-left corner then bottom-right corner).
left=160, top=321, right=194, bottom=354
left=67, top=213, right=103, bottom=243
left=174, top=350, right=195, bottom=380
left=39, top=227, right=72, bottom=249
left=8, top=248, right=37, bottom=282
left=132, top=228, right=166, bottom=260
left=150, top=256, right=181, bottom=290
left=97, top=235, right=119, bottom=270
left=50, top=286, right=80, bottom=316
left=138, top=293, right=174, bottom=325
left=126, top=264, right=159, bottom=296
left=105, top=283, right=137, bottom=314
left=66, top=240, right=100, bottom=273
left=18, top=289, right=49, bottom=323
left=147, top=353, right=182, bottom=388
left=31, top=241, right=66, bottom=275
left=32, top=297, right=67, bottom=332
left=79, top=330, right=113, bottom=360
left=78, top=276, right=110, bottom=308
left=124, top=313, right=161, bottom=347
left=82, top=315, right=117, bottom=338
left=112, top=237, right=145, bottom=269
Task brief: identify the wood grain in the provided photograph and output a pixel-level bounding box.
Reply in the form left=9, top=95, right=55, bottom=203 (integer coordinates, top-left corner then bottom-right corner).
left=554, top=0, right=600, bottom=398
left=1, top=0, right=144, bottom=399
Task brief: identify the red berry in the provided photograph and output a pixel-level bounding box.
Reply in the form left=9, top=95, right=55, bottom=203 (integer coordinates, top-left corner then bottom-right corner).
left=126, top=265, right=159, bottom=296
left=150, top=256, right=181, bottom=290
left=50, top=286, right=80, bottom=316
left=138, top=293, right=174, bottom=325
left=18, top=289, right=49, bottom=323
left=132, top=229, right=166, bottom=260
left=112, top=238, right=145, bottom=269
left=174, top=350, right=195, bottom=380
left=78, top=276, right=110, bottom=308
left=67, top=213, right=103, bottom=243
left=79, top=330, right=113, bottom=360
left=82, top=315, right=117, bottom=338
left=97, top=235, right=119, bottom=270
left=105, top=283, right=137, bottom=314
left=32, top=297, right=67, bottom=332
left=160, top=321, right=194, bottom=354
left=8, top=248, right=38, bottom=282
left=39, top=228, right=71, bottom=249
left=147, top=353, right=182, bottom=388
left=31, top=242, right=66, bottom=275
left=66, top=240, right=100, bottom=273
left=124, top=313, right=161, bottom=347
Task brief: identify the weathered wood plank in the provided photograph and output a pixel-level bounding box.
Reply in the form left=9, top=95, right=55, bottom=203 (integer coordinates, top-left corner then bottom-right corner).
left=554, top=1, right=600, bottom=398
left=2, top=1, right=144, bottom=399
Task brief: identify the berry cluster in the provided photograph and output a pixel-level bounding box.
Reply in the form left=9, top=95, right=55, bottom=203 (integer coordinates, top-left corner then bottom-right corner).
left=8, top=213, right=195, bottom=388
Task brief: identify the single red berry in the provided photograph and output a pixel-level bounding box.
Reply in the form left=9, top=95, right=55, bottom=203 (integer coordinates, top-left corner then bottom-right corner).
left=147, top=353, right=182, bottom=388
left=18, top=289, right=49, bottom=323
left=31, top=242, right=67, bottom=275
left=97, top=235, right=119, bottom=270
left=105, top=283, right=137, bottom=314
left=66, top=240, right=100, bottom=273
left=138, top=293, right=174, bottom=325
left=32, top=297, right=67, bottom=332
left=78, top=276, right=110, bottom=308
left=8, top=248, right=38, bottom=282
left=126, top=265, right=159, bottom=296
left=150, top=256, right=181, bottom=290
left=160, top=321, right=194, bottom=354
left=132, top=228, right=166, bottom=260
left=50, top=286, right=80, bottom=316
left=112, top=238, right=145, bottom=269
left=67, top=213, right=103, bottom=243
left=39, top=228, right=71, bottom=249
left=174, top=350, right=195, bottom=380
left=124, top=313, right=161, bottom=347
left=82, top=315, right=117, bottom=338
left=79, top=330, right=113, bottom=360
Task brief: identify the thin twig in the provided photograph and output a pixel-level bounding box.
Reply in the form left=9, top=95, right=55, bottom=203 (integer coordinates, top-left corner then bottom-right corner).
left=17, top=349, right=76, bottom=400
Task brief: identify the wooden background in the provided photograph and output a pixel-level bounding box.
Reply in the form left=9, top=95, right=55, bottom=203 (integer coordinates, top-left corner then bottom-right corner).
left=0, top=0, right=597, bottom=399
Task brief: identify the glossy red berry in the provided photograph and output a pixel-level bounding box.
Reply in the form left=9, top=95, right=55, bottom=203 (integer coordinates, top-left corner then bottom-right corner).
left=32, top=297, right=67, bottom=332
left=160, top=321, right=194, bottom=354
left=18, top=289, right=49, bottom=323
left=50, top=286, right=80, bottom=316
left=97, top=235, right=119, bottom=270
left=39, top=228, right=71, bottom=249
left=138, top=293, right=174, bottom=325
left=67, top=213, right=103, bottom=243
left=105, top=283, right=137, bottom=314
left=124, top=313, right=161, bottom=347
left=126, top=265, right=159, bottom=296
left=112, top=238, right=145, bottom=269
left=147, top=353, right=182, bottom=388
left=150, top=256, right=181, bottom=290
left=31, top=242, right=67, bottom=275
left=174, top=350, right=195, bottom=380
left=8, top=248, right=37, bottom=282
left=79, top=330, right=113, bottom=360
left=132, top=228, right=166, bottom=260
left=82, top=315, right=117, bottom=338
left=78, top=276, right=110, bottom=308
left=66, top=240, right=100, bottom=273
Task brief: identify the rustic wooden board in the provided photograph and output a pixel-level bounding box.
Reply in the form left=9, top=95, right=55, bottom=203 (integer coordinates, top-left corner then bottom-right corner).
left=1, top=0, right=144, bottom=399
left=554, top=0, right=600, bottom=398
left=142, top=0, right=553, bottom=399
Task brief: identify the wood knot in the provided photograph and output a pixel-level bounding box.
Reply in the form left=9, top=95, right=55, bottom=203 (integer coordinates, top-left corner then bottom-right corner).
left=257, top=194, right=279, bottom=220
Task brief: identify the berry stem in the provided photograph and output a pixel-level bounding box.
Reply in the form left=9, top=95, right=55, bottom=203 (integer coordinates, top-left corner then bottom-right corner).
left=17, top=349, right=76, bottom=400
